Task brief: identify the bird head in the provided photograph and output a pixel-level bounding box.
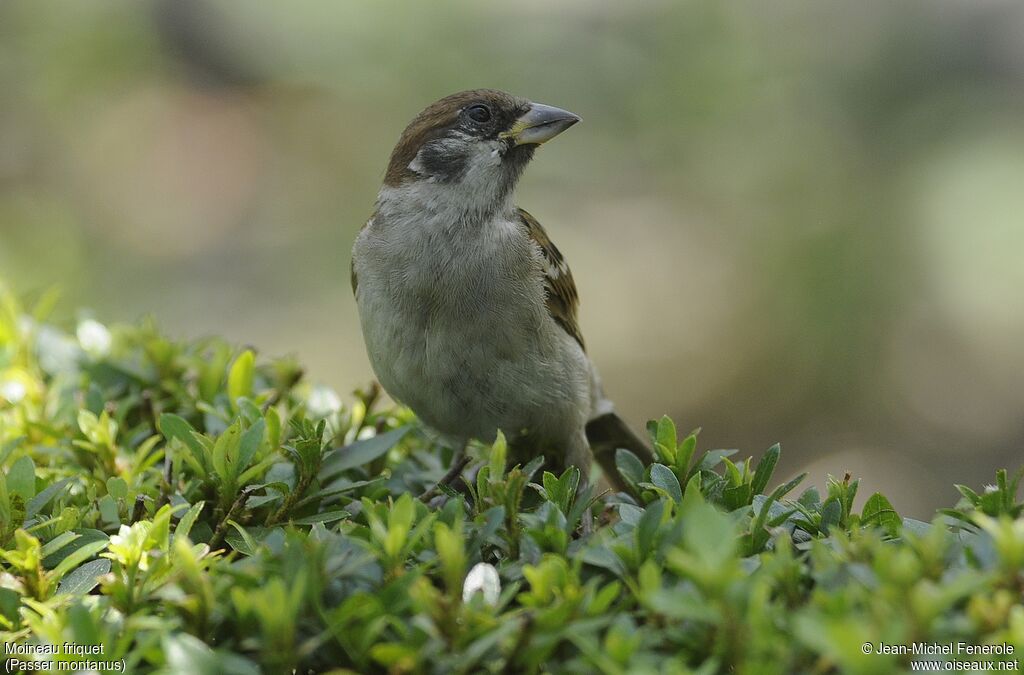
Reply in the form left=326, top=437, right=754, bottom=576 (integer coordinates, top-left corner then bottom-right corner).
left=381, top=89, right=580, bottom=217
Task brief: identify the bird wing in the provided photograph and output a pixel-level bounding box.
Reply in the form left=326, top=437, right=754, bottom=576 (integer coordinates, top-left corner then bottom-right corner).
left=518, top=208, right=585, bottom=351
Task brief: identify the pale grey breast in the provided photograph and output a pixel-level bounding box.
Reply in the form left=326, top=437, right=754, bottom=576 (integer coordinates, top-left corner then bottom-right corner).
left=353, top=205, right=589, bottom=442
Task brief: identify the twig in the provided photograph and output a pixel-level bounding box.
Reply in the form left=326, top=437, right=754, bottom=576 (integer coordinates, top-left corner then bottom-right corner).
left=261, top=367, right=304, bottom=414
left=209, top=486, right=256, bottom=550
left=353, top=382, right=381, bottom=436
left=159, top=447, right=173, bottom=507
left=419, top=444, right=470, bottom=502
left=143, top=389, right=175, bottom=508
left=267, top=470, right=314, bottom=526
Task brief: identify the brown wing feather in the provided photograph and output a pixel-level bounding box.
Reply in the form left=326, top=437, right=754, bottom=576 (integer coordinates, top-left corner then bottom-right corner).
left=518, top=208, right=584, bottom=351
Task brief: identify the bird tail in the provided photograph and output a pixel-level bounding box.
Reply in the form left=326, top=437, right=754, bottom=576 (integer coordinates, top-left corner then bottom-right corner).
left=585, top=411, right=654, bottom=491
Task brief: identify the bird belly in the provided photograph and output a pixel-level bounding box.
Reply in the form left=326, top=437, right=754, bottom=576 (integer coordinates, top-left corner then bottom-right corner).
left=354, top=229, right=591, bottom=446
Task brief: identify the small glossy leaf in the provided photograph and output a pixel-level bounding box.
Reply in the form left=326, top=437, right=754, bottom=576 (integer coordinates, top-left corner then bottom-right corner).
left=649, top=464, right=682, bottom=503
left=321, top=426, right=411, bottom=476
left=159, top=414, right=208, bottom=472
left=636, top=499, right=666, bottom=557
left=227, top=349, right=256, bottom=402
left=820, top=498, right=842, bottom=534
left=7, top=455, right=36, bottom=501
left=57, top=559, right=111, bottom=595
left=106, top=476, right=128, bottom=500
left=862, top=492, right=901, bottom=537
left=26, top=477, right=71, bottom=517
left=98, top=494, right=119, bottom=525
left=291, top=510, right=349, bottom=525
left=238, top=419, right=266, bottom=471
left=750, top=443, right=780, bottom=496
left=174, top=501, right=206, bottom=545
left=51, top=539, right=109, bottom=581
left=616, top=449, right=645, bottom=489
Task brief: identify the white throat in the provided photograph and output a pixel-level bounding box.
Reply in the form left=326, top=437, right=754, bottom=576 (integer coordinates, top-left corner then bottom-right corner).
left=376, top=177, right=515, bottom=231
left=378, top=137, right=516, bottom=227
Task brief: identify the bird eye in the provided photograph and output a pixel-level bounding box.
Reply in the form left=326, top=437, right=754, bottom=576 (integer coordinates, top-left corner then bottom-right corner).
left=465, top=104, right=492, bottom=123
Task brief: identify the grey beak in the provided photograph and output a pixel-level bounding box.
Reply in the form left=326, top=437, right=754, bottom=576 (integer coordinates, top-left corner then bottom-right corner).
left=501, top=102, right=581, bottom=146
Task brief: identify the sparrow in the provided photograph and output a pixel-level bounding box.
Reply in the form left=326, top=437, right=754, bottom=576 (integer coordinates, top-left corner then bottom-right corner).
left=351, top=89, right=652, bottom=489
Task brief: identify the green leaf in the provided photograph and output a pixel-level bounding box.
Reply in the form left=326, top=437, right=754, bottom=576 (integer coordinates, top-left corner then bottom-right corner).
left=655, top=416, right=677, bottom=463
left=677, top=430, right=699, bottom=473
left=41, top=531, right=80, bottom=558
left=722, top=483, right=753, bottom=510
left=542, top=471, right=560, bottom=503
left=721, top=457, right=743, bottom=486
left=51, top=539, right=109, bottom=581
left=683, top=501, right=737, bottom=569
left=41, top=529, right=108, bottom=569
left=238, top=418, right=265, bottom=471
left=488, top=431, right=507, bottom=479
left=636, top=499, right=666, bottom=557
left=773, top=472, right=808, bottom=501
left=56, top=559, right=111, bottom=595
left=98, top=494, right=119, bottom=525
left=750, top=443, right=780, bottom=496
left=615, top=449, right=645, bottom=489
left=681, top=472, right=704, bottom=512
left=163, top=633, right=260, bottom=675
left=901, top=517, right=933, bottom=538
left=7, top=455, right=36, bottom=501
left=106, top=476, right=128, bottom=500
left=174, top=501, right=206, bottom=545
left=198, top=343, right=232, bottom=403
left=227, top=349, right=256, bottom=402
left=955, top=484, right=980, bottom=505
left=696, top=448, right=737, bottom=473
left=521, top=455, right=546, bottom=482
left=227, top=520, right=260, bottom=556
left=291, top=510, right=349, bottom=525
left=26, top=477, right=71, bottom=517
left=0, top=436, right=25, bottom=467
left=799, top=487, right=822, bottom=509
left=265, top=407, right=282, bottom=449
left=211, top=422, right=242, bottom=485
left=159, top=414, right=209, bottom=474
left=861, top=492, right=901, bottom=537
left=649, top=464, right=682, bottom=503
left=321, top=426, right=411, bottom=476
left=820, top=497, right=842, bottom=534
left=580, top=545, right=628, bottom=578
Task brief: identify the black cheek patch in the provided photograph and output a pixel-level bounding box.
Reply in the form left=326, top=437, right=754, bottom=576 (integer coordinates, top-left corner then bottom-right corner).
left=417, top=140, right=469, bottom=183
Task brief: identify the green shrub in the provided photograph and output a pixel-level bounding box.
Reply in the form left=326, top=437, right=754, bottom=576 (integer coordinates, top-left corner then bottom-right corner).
left=1, top=282, right=1022, bottom=674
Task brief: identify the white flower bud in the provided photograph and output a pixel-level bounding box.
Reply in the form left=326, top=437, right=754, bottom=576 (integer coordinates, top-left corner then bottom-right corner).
left=77, top=319, right=112, bottom=356
left=0, top=379, right=27, bottom=403
left=307, top=384, right=343, bottom=418
left=462, top=562, right=501, bottom=606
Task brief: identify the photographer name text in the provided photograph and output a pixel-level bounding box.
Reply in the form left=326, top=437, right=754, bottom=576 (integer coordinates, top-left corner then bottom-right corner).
left=866, top=642, right=1015, bottom=657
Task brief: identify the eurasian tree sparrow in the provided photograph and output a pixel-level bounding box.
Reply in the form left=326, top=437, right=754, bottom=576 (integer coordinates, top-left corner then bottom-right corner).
left=351, top=89, right=652, bottom=489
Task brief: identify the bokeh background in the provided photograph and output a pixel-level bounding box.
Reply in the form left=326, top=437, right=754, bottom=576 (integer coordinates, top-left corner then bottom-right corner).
left=2, top=0, right=1023, bottom=517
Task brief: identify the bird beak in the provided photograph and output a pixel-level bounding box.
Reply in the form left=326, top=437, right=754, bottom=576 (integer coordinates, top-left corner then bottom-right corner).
left=501, top=102, right=581, bottom=146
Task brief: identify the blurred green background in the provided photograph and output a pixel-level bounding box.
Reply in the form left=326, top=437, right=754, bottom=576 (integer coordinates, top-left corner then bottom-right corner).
left=2, top=0, right=1023, bottom=517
